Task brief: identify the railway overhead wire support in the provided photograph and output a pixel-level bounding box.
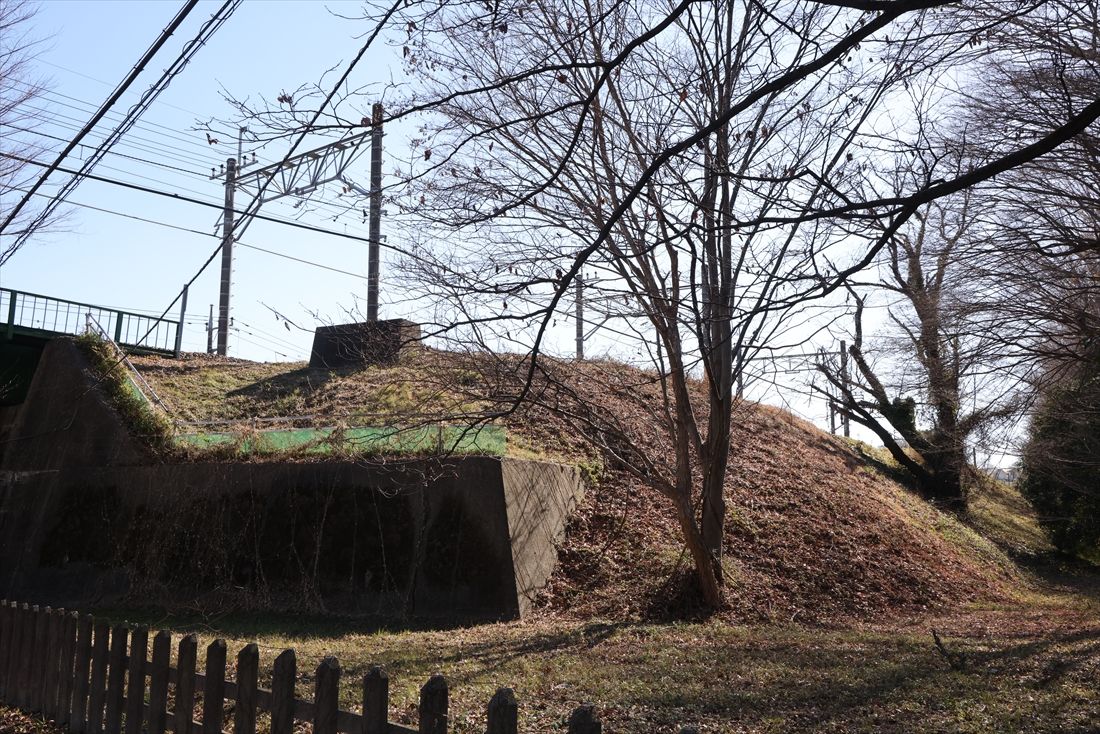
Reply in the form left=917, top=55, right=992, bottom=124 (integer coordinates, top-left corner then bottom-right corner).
left=230, top=130, right=373, bottom=206
left=213, top=111, right=383, bottom=354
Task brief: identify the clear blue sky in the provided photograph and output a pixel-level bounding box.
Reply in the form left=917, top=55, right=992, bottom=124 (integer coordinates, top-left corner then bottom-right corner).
left=4, top=0, right=400, bottom=361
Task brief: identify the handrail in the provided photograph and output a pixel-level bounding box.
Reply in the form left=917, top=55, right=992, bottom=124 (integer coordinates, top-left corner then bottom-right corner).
left=85, top=313, right=175, bottom=421
left=0, top=287, right=175, bottom=326
left=2, top=286, right=182, bottom=354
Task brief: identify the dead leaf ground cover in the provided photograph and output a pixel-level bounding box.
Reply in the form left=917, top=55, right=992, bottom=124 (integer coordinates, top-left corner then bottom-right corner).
left=7, top=576, right=1100, bottom=733
left=126, top=349, right=1033, bottom=625
left=64, top=349, right=1099, bottom=732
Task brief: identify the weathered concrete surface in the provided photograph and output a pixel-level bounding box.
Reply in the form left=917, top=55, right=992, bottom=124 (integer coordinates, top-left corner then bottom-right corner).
left=0, top=338, right=585, bottom=621
left=2, top=339, right=145, bottom=470
left=0, top=458, right=582, bottom=621
left=309, top=319, right=421, bottom=369
left=502, top=460, right=584, bottom=616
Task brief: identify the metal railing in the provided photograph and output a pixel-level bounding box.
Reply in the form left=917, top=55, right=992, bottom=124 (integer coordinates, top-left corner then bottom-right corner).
left=84, top=312, right=174, bottom=419
left=1, top=287, right=181, bottom=355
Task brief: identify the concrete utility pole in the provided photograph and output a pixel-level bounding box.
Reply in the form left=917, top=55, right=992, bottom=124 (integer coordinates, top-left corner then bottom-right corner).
left=173, top=283, right=188, bottom=357
left=216, top=157, right=236, bottom=356
left=575, top=273, right=584, bottom=360
left=206, top=303, right=214, bottom=354
left=839, top=340, right=850, bottom=437
left=367, top=102, right=383, bottom=321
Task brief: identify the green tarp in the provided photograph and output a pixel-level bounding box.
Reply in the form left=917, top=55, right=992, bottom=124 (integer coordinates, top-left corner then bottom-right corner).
left=173, top=424, right=506, bottom=456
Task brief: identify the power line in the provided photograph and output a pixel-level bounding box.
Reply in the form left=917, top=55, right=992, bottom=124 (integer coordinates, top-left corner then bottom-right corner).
left=8, top=0, right=241, bottom=252
left=230, top=327, right=292, bottom=358
left=2, top=153, right=418, bottom=259
left=8, top=184, right=371, bottom=281
left=10, top=97, right=386, bottom=234
left=26, top=60, right=263, bottom=159
left=13, top=104, right=219, bottom=171
left=7, top=124, right=205, bottom=177
left=234, top=319, right=304, bottom=351
left=223, top=0, right=403, bottom=253
left=13, top=101, right=385, bottom=236
left=8, top=87, right=229, bottom=165
left=0, top=0, right=201, bottom=244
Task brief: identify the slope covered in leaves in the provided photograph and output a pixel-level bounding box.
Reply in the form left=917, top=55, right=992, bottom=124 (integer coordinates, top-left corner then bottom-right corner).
left=129, top=349, right=1027, bottom=624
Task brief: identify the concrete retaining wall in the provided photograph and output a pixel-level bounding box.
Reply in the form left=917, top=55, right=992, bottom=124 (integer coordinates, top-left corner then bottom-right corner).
left=0, top=339, right=584, bottom=622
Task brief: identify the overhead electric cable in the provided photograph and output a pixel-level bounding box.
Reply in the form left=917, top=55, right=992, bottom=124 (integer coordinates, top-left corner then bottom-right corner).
left=4, top=153, right=419, bottom=260
left=17, top=63, right=270, bottom=162
left=5, top=0, right=241, bottom=255
left=10, top=89, right=386, bottom=234
left=9, top=180, right=374, bottom=281
left=8, top=124, right=206, bottom=176
left=0, top=0, right=200, bottom=246
left=5, top=81, right=251, bottom=164
left=14, top=105, right=223, bottom=170
left=228, top=0, right=403, bottom=244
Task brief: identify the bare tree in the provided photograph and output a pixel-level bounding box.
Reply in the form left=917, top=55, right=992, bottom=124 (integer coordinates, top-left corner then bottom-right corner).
left=387, top=0, right=936, bottom=605
left=964, top=0, right=1100, bottom=376
left=208, top=0, right=1100, bottom=607
left=818, top=188, right=1023, bottom=507
left=0, top=0, right=59, bottom=264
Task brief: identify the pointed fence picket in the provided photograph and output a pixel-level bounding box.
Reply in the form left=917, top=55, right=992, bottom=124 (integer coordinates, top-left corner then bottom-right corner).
left=0, top=601, right=701, bottom=733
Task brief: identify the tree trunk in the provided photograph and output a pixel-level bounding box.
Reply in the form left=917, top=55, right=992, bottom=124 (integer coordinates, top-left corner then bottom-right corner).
left=922, top=437, right=968, bottom=508
left=674, top=493, right=724, bottom=608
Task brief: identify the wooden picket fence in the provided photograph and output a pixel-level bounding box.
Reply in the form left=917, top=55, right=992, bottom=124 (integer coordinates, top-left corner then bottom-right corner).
left=0, top=602, right=701, bottom=734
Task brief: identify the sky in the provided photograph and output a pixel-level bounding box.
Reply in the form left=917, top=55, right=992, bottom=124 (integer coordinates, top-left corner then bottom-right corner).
left=3, top=0, right=395, bottom=360
left=0, top=0, right=898, bottom=443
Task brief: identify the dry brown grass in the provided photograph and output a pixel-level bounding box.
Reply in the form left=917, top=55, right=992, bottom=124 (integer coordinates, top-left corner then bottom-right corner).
left=125, top=349, right=1045, bottom=626
left=9, top=350, right=1100, bottom=731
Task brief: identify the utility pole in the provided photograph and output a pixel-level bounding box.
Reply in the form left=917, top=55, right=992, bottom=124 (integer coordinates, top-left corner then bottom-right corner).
left=206, top=304, right=214, bottom=354
left=216, top=157, right=236, bottom=356
left=575, top=273, right=584, bottom=360
left=840, top=339, right=850, bottom=437
left=173, top=283, right=188, bottom=357
left=367, top=102, right=383, bottom=321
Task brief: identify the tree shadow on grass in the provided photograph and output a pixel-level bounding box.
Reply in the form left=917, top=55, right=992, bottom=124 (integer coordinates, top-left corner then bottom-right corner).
left=83, top=602, right=1100, bottom=731
left=618, top=625, right=1100, bottom=732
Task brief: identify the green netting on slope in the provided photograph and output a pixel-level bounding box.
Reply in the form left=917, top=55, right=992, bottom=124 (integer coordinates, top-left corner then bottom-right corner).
left=173, top=424, right=506, bottom=456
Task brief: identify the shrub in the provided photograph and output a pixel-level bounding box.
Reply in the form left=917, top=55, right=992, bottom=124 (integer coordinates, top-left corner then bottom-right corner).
left=1020, top=353, right=1100, bottom=558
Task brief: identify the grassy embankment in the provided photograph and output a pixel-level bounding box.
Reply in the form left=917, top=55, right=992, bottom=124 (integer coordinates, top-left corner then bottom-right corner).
left=19, top=348, right=1093, bottom=732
